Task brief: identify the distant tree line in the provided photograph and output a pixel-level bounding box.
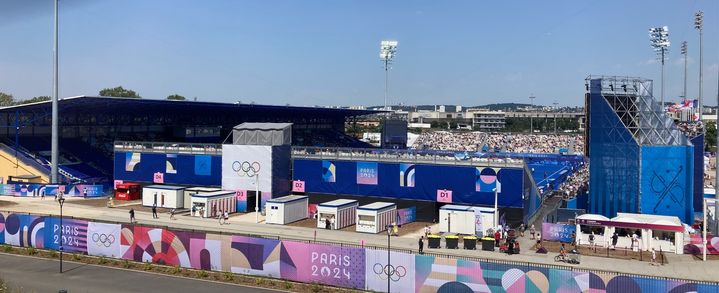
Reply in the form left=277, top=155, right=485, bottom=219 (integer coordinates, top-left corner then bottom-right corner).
left=1, top=86, right=188, bottom=107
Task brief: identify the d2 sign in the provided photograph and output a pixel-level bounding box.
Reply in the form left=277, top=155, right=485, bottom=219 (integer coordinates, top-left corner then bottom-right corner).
left=437, top=189, right=452, bottom=203
left=292, top=180, right=305, bottom=192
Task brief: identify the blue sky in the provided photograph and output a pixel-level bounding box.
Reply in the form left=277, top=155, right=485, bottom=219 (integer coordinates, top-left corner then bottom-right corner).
left=0, top=0, right=717, bottom=107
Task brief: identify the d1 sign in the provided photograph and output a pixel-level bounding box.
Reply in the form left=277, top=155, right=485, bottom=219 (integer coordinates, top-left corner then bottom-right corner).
left=153, top=172, right=164, bottom=184
left=292, top=180, right=305, bottom=193
left=437, top=189, right=452, bottom=203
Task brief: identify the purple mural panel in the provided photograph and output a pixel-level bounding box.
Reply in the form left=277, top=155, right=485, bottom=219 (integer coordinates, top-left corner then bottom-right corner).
left=280, top=241, right=365, bottom=289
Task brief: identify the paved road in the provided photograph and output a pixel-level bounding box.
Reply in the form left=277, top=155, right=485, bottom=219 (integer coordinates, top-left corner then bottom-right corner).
left=0, top=253, right=280, bottom=293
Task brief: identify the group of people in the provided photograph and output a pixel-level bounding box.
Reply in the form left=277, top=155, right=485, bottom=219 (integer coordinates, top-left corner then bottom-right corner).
left=412, top=131, right=584, bottom=154
left=556, top=164, right=589, bottom=199
left=675, top=121, right=704, bottom=138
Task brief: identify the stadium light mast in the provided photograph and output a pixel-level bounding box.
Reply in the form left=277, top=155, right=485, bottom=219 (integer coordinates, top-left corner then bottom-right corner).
left=681, top=41, right=688, bottom=99
left=649, top=26, right=670, bottom=109
left=379, top=40, right=398, bottom=111
left=695, top=11, right=703, bottom=120
left=51, top=0, right=59, bottom=184
left=553, top=100, right=558, bottom=134
left=529, top=95, right=536, bottom=133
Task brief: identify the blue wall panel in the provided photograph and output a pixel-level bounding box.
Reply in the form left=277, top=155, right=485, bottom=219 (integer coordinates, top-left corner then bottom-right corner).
left=292, top=159, right=525, bottom=207
left=691, top=134, right=705, bottom=212
left=640, top=146, right=694, bottom=223
left=114, top=152, right=221, bottom=186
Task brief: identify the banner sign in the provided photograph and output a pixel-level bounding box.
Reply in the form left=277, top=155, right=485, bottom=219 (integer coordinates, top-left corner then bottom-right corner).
left=292, top=180, right=305, bottom=192
left=541, top=223, right=576, bottom=243
left=153, top=172, right=164, bottom=184
left=356, top=162, right=378, bottom=185
left=235, top=189, right=247, bottom=213
left=437, top=189, right=452, bottom=203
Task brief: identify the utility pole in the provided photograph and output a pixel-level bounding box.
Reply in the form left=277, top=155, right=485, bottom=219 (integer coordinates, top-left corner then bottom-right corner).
left=553, top=100, right=558, bottom=134
left=695, top=11, right=704, bottom=120
left=51, top=0, right=59, bottom=184
left=529, top=95, right=536, bottom=133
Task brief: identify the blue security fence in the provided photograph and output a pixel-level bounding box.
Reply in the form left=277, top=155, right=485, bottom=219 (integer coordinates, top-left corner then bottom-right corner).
left=114, top=152, right=221, bottom=186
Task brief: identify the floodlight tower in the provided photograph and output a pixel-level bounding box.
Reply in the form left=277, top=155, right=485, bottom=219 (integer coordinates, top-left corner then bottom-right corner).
left=649, top=26, right=670, bottom=108
left=695, top=11, right=704, bottom=120
left=681, top=41, right=688, bottom=99
left=553, top=100, right=559, bottom=134
left=51, top=0, right=59, bottom=184
left=529, top=95, right=536, bottom=133
left=379, top=40, right=398, bottom=111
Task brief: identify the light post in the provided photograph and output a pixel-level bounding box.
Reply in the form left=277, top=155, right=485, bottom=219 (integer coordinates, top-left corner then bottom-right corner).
left=493, top=181, right=501, bottom=229
left=51, top=0, right=59, bottom=184
left=529, top=95, right=535, bottom=133
left=553, top=100, right=558, bottom=134
left=649, top=26, right=670, bottom=108
left=681, top=41, right=688, bottom=99
left=380, top=40, right=398, bottom=111
left=384, top=224, right=393, bottom=293
left=695, top=11, right=703, bottom=120
left=58, top=192, right=65, bottom=273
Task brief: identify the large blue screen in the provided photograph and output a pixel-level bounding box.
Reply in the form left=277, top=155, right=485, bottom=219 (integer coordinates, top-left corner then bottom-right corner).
left=114, top=152, right=221, bottom=186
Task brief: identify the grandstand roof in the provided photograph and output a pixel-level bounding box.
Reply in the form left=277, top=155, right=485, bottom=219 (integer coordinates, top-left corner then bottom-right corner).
left=0, top=96, right=379, bottom=117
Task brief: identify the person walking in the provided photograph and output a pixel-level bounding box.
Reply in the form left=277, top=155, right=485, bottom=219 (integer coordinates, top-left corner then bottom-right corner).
left=83, top=187, right=88, bottom=198
left=424, top=225, right=431, bottom=238
left=494, top=230, right=501, bottom=247
left=519, top=223, right=525, bottom=237
left=611, top=232, right=619, bottom=249
left=219, top=210, right=224, bottom=225
left=393, top=223, right=399, bottom=236
left=170, top=208, right=176, bottom=220
left=418, top=236, right=424, bottom=254
left=129, top=208, right=136, bottom=223
left=651, top=247, right=657, bottom=265
left=152, top=204, right=158, bottom=219
left=224, top=211, right=229, bottom=225
left=589, top=232, right=595, bottom=247
left=530, top=224, right=536, bottom=240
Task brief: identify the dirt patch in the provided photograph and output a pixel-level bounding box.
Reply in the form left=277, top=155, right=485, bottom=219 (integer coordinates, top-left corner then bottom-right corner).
left=0, top=200, right=17, bottom=208
left=68, top=197, right=114, bottom=208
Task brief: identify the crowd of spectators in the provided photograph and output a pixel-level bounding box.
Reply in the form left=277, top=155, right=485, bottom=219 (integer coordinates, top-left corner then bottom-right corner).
left=412, top=131, right=584, bottom=154
left=557, top=164, right=589, bottom=199
left=676, top=121, right=704, bottom=138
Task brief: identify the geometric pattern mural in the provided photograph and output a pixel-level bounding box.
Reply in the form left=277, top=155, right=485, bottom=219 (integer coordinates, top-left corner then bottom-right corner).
left=0, top=211, right=717, bottom=293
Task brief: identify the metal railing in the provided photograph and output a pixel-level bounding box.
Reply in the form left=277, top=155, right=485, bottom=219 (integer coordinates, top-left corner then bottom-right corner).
left=113, top=141, right=222, bottom=155
left=292, top=146, right=525, bottom=168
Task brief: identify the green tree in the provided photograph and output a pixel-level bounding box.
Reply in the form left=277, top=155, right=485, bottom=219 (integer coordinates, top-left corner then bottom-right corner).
left=705, top=122, right=716, bottom=152
left=99, top=86, right=141, bottom=98
left=166, top=94, right=186, bottom=100
left=16, top=96, right=51, bottom=105
left=0, top=92, right=15, bottom=107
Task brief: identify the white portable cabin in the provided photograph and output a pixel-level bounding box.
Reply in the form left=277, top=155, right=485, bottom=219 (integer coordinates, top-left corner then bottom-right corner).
left=190, top=191, right=236, bottom=218
left=439, top=204, right=480, bottom=235
left=317, top=199, right=358, bottom=230
left=142, top=185, right=186, bottom=208
left=183, top=187, right=221, bottom=209
left=265, top=195, right=308, bottom=225
left=356, top=202, right=397, bottom=234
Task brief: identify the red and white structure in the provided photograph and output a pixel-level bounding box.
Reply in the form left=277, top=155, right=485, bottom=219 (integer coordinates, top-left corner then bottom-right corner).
left=316, top=199, right=358, bottom=230
left=190, top=191, right=236, bottom=218
left=183, top=187, right=221, bottom=209
left=356, top=202, right=397, bottom=234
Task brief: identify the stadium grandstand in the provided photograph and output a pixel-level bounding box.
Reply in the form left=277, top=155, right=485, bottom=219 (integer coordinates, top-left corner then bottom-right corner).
left=0, top=96, right=377, bottom=184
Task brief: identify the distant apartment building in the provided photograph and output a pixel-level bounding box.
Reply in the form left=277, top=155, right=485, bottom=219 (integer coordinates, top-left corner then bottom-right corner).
left=468, top=109, right=506, bottom=131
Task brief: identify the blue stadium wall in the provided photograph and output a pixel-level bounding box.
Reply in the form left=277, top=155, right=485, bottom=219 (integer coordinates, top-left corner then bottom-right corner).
left=114, top=152, right=222, bottom=186
left=691, top=134, right=704, bottom=213
left=640, top=146, right=694, bottom=223
left=588, top=88, right=641, bottom=219
left=292, top=159, right=529, bottom=208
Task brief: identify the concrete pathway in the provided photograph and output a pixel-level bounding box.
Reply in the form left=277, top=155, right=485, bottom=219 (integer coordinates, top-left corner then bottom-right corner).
left=2, top=196, right=718, bottom=282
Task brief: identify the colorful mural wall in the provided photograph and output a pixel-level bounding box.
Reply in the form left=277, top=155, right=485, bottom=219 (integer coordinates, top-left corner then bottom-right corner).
left=0, top=184, right=105, bottom=197
left=0, top=211, right=716, bottom=293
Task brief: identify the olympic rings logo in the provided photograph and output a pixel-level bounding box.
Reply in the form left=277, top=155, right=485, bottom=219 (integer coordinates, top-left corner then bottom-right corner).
left=373, top=263, right=406, bottom=282
left=232, top=161, right=261, bottom=177
left=91, top=233, right=116, bottom=248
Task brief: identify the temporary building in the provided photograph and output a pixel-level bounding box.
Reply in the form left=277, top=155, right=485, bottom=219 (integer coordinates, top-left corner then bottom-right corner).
left=317, top=199, right=358, bottom=230
left=183, top=187, right=222, bottom=208
left=576, top=212, right=686, bottom=254
left=142, top=185, right=185, bottom=208
left=439, top=204, right=484, bottom=235
left=265, top=195, right=308, bottom=225
left=470, top=206, right=496, bottom=237
left=356, top=202, right=397, bottom=234
left=190, top=191, right=236, bottom=218
left=115, top=183, right=141, bottom=201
